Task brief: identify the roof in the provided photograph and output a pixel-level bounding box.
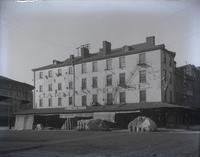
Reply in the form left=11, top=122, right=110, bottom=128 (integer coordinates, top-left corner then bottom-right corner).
left=14, top=102, right=192, bottom=115
left=0, top=75, right=34, bottom=89
left=32, top=41, right=173, bottom=71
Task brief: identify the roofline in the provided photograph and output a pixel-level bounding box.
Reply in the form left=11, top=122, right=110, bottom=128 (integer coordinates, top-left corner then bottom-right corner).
left=13, top=102, right=192, bottom=115
left=0, top=75, right=34, bottom=89
left=32, top=44, right=166, bottom=72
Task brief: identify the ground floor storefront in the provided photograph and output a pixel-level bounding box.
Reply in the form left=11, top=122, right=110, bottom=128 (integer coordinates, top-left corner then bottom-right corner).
left=13, top=102, right=199, bottom=130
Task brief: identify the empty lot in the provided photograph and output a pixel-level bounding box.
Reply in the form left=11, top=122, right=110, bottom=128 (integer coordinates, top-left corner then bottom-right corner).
left=0, top=130, right=199, bottom=157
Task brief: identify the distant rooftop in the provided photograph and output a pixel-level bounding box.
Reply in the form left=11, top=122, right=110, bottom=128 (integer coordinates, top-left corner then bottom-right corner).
left=0, top=75, right=34, bottom=89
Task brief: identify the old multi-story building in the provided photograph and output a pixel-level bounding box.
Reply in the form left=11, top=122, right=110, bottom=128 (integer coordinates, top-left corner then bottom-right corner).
left=16, top=36, right=195, bottom=130
left=175, top=64, right=200, bottom=108
left=0, top=76, right=33, bottom=129
left=33, top=36, right=176, bottom=109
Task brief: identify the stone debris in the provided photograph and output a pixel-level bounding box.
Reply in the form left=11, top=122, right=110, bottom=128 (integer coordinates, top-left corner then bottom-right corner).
left=128, top=116, right=157, bottom=132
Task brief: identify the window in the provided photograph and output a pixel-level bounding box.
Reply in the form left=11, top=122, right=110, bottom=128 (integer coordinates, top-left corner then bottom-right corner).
left=92, top=61, right=98, bottom=72
left=139, top=53, right=145, bottom=64
left=163, top=52, right=166, bottom=64
left=82, top=95, right=87, bottom=106
left=58, top=83, right=62, bottom=90
left=92, top=77, right=98, bottom=88
left=119, top=73, right=126, bottom=85
left=48, top=70, right=53, bottom=78
left=169, top=72, right=172, bottom=84
left=107, top=93, right=113, bottom=105
left=106, top=59, right=112, bottom=70
left=163, top=70, right=167, bottom=83
left=48, top=98, right=52, bottom=107
left=69, top=97, right=72, bottom=105
left=69, top=67, right=73, bottom=74
left=119, top=56, right=126, bottom=68
left=169, top=56, right=172, bottom=67
left=58, top=97, right=62, bottom=106
left=106, top=75, right=112, bottom=86
left=39, top=72, right=43, bottom=79
left=39, top=85, right=43, bottom=92
left=39, top=99, right=43, bottom=107
left=82, top=78, right=87, bottom=89
left=69, top=81, right=73, bottom=89
left=140, top=90, right=146, bottom=102
left=58, top=69, right=62, bottom=76
left=82, top=63, right=86, bottom=74
left=48, top=84, right=52, bottom=91
left=139, top=70, right=146, bottom=83
left=92, top=94, right=98, bottom=103
left=119, top=92, right=126, bottom=103
left=164, top=90, right=167, bottom=102
left=170, top=91, right=173, bottom=103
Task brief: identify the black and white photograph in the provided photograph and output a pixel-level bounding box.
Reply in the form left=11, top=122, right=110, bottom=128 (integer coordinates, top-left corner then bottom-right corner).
left=0, top=0, right=200, bottom=156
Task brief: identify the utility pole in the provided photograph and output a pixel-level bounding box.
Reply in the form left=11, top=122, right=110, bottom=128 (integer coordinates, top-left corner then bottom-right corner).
left=70, top=55, right=75, bottom=107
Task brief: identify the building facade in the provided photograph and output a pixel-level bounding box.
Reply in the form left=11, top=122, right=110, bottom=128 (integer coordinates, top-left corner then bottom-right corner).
left=33, top=36, right=176, bottom=109
left=175, top=64, right=200, bottom=108
left=0, top=76, right=33, bottom=129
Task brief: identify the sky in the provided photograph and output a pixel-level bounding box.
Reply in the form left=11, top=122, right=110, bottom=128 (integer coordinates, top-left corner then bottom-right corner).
left=0, top=0, right=200, bottom=85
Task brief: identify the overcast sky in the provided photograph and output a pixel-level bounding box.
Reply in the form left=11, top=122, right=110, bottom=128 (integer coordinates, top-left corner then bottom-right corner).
left=0, top=0, right=200, bottom=85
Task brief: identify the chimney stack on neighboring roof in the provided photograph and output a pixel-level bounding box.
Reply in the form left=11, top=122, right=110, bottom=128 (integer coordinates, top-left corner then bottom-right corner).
left=102, top=41, right=111, bottom=54
left=53, top=60, right=61, bottom=65
left=146, top=36, right=155, bottom=45
left=81, top=47, right=90, bottom=58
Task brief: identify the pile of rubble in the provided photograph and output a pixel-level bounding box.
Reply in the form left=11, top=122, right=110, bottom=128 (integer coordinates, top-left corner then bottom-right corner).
left=77, top=119, right=113, bottom=131
left=128, top=116, right=157, bottom=132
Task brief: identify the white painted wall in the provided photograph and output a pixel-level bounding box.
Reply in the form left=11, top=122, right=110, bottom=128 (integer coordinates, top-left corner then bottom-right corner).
left=34, top=49, right=162, bottom=109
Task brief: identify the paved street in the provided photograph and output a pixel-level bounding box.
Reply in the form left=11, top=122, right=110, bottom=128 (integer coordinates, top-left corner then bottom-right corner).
left=0, top=130, right=199, bottom=157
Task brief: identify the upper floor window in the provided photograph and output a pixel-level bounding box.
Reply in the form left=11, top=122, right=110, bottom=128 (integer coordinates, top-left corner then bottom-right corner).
left=39, top=72, right=43, bottom=79
left=106, top=59, right=112, bottom=70
left=39, top=85, right=43, bottom=92
left=39, top=99, right=43, bottom=107
left=58, top=97, right=62, bottom=106
left=48, top=70, right=53, bottom=78
left=163, top=52, right=167, bottom=64
left=57, top=69, right=62, bottom=76
left=140, top=90, right=146, bottom=102
left=82, top=78, right=87, bottom=89
left=139, top=53, right=146, bottom=64
left=119, top=73, right=126, bottom=85
left=106, top=74, right=112, bottom=86
left=48, top=98, right=52, bottom=107
left=82, top=63, right=86, bottom=74
left=58, top=83, right=62, bottom=90
left=69, top=67, right=73, bottom=74
left=82, top=95, right=87, bottom=106
left=169, top=56, right=172, bottom=67
left=69, top=97, right=72, bottom=105
left=163, top=69, right=167, bottom=83
left=92, top=94, right=98, bottom=103
left=92, top=61, right=98, bottom=72
left=169, top=72, right=172, bottom=84
left=48, top=84, right=52, bottom=91
left=92, top=77, right=98, bottom=88
left=139, top=70, right=146, bottom=83
left=119, top=92, right=126, bottom=103
left=119, top=56, right=126, bottom=68
left=69, top=81, right=73, bottom=89
left=107, top=93, right=113, bottom=105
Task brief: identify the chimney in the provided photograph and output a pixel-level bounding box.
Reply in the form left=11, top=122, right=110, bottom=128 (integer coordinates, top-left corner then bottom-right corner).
left=102, top=41, right=111, bottom=54
left=53, top=60, right=60, bottom=65
left=81, top=47, right=90, bottom=58
left=146, top=36, right=155, bottom=45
